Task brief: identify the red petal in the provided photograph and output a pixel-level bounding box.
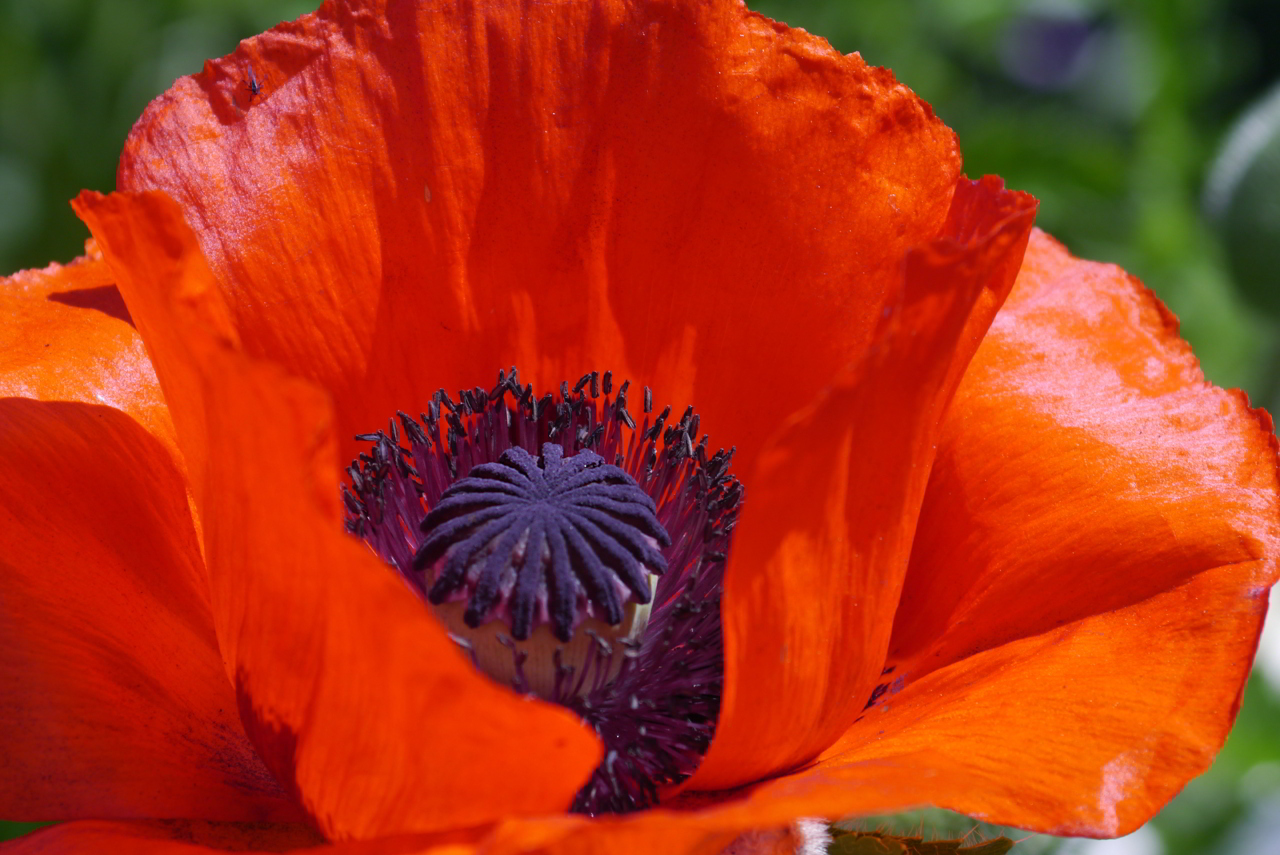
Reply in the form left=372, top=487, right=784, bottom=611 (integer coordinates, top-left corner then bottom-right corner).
left=889, top=229, right=1280, bottom=680
left=0, top=820, right=468, bottom=854
left=117, top=0, right=960, bottom=481
left=74, top=190, right=603, bottom=840
left=481, top=817, right=737, bottom=855
left=689, top=178, right=1036, bottom=789
left=0, top=399, right=297, bottom=822
left=752, top=557, right=1272, bottom=837
left=681, top=231, right=1280, bottom=837
left=0, top=252, right=178, bottom=465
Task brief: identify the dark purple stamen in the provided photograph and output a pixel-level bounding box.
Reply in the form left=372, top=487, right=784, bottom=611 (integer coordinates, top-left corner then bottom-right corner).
left=343, top=367, right=743, bottom=815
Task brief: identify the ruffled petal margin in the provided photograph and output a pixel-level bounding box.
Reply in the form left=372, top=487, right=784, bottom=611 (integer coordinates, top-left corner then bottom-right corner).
left=74, top=190, right=603, bottom=841
left=117, top=0, right=961, bottom=483
left=889, top=230, right=1280, bottom=681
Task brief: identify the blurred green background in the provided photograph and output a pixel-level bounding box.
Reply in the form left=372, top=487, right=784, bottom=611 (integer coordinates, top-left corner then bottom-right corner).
left=3, top=0, right=1280, bottom=853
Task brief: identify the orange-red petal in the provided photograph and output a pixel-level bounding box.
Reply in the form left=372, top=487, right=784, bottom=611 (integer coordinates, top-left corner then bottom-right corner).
left=690, top=177, right=1036, bottom=789
left=0, top=821, right=475, bottom=855
left=0, top=251, right=178, bottom=465
left=0, top=398, right=297, bottom=823
left=117, top=0, right=960, bottom=480
left=74, top=190, right=603, bottom=840
left=683, top=231, right=1280, bottom=837
left=889, top=229, right=1280, bottom=680
left=748, top=556, right=1272, bottom=837
left=482, top=816, right=737, bottom=855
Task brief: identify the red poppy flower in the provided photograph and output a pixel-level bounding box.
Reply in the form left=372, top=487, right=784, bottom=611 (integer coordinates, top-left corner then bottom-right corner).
left=3, top=0, right=1277, bottom=852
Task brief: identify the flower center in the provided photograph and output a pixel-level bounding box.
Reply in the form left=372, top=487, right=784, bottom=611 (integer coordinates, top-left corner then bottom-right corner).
left=415, top=442, right=669, bottom=699
left=343, top=369, right=743, bottom=814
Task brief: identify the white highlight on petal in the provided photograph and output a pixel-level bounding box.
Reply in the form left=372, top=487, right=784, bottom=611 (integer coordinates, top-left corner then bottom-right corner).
left=1098, top=753, right=1143, bottom=836
left=716, top=819, right=831, bottom=855
left=790, top=818, right=833, bottom=855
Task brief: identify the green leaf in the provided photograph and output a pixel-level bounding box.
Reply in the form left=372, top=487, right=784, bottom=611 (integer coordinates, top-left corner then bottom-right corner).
left=0, top=822, right=52, bottom=843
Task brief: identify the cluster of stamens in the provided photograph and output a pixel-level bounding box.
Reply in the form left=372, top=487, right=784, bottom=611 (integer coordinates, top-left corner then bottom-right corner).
left=343, top=368, right=743, bottom=814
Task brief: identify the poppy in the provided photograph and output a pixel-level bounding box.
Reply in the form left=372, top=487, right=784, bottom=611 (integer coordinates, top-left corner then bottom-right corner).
left=2, top=0, right=1277, bottom=852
